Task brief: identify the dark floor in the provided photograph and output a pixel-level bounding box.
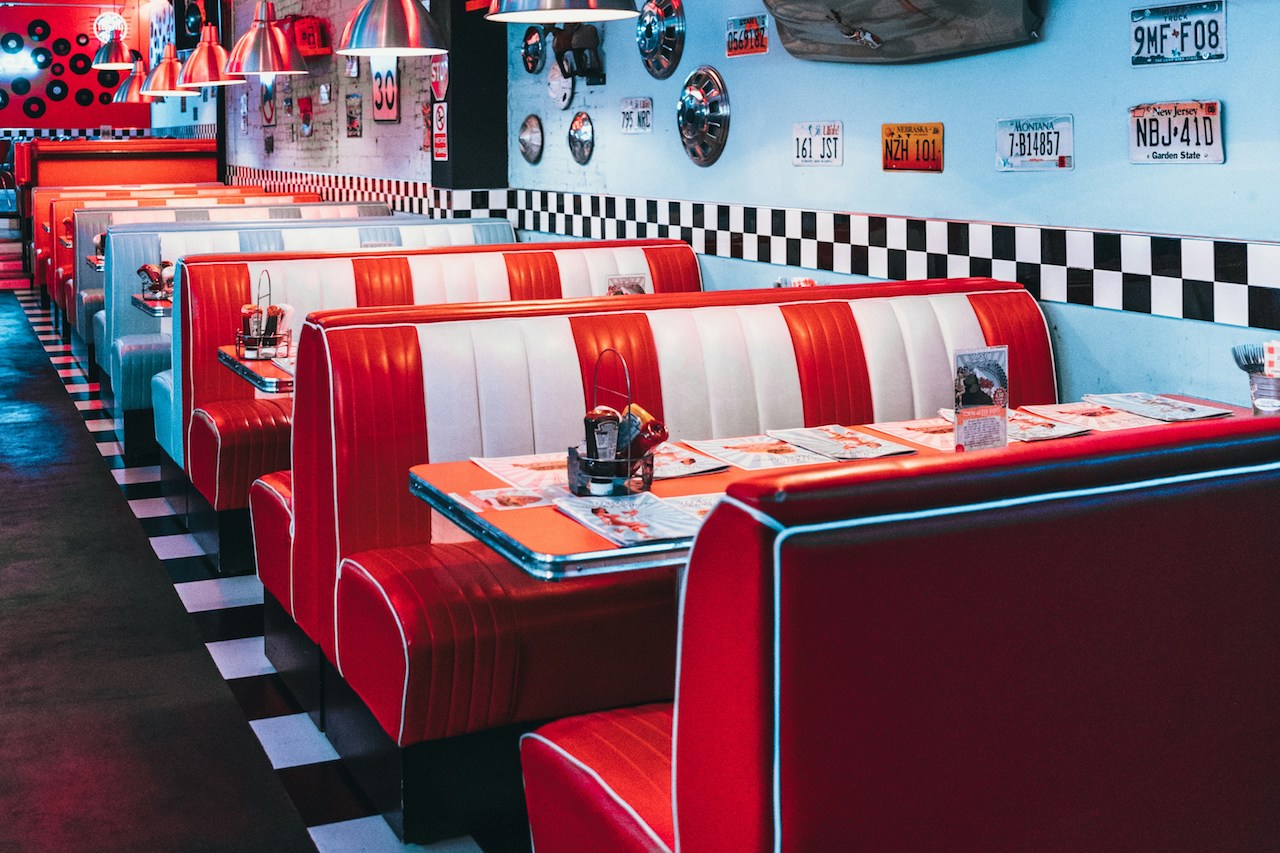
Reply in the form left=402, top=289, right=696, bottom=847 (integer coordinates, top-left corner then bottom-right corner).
left=0, top=290, right=492, bottom=853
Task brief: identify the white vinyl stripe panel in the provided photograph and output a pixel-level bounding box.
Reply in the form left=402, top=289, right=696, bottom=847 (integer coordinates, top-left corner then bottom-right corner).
left=206, top=207, right=275, bottom=221
left=927, top=292, right=992, bottom=383
left=401, top=222, right=479, bottom=248
left=888, top=297, right=956, bottom=418
left=552, top=247, right=653, bottom=297
left=280, top=229, right=365, bottom=251
left=113, top=209, right=178, bottom=225
left=245, top=259, right=358, bottom=342
left=159, top=231, right=241, bottom=259
left=405, top=254, right=513, bottom=304
left=847, top=300, right=916, bottom=423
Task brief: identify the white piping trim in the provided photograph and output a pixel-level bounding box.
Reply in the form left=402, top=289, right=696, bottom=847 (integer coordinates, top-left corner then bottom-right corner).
left=338, top=558, right=412, bottom=747
left=764, top=456, right=1280, bottom=851
left=190, top=408, right=224, bottom=508
left=520, top=732, right=674, bottom=853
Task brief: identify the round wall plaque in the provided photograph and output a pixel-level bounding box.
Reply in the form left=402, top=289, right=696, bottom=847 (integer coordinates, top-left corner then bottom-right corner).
left=567, top=111, right=594, bottom=165
left=547, top=60, right=573, bottom=110
left=677, top=65, right=730, bottom=167
left=521, top=26, right=546, bottom=74
left=518, top=114, right=543, bottom=164
left=636, top=0, right=683, bottom=80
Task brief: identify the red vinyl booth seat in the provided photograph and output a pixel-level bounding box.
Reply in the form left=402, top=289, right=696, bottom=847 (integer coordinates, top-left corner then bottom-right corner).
left=179, top=239, right=701, bottom=516
left=285, top=278, right=1056, bottom=751
left=522, top=413, right=1280, bottom=853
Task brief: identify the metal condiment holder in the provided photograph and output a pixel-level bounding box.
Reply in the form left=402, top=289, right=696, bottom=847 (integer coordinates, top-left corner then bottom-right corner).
left=236, top=269, right=292, bottom=360
left=568, top=348, right=654, bottom=497
left=137, top=261, right=174, bottom=301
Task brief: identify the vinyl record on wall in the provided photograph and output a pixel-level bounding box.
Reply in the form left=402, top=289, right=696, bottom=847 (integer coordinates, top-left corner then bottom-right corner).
left=46, top=80, right=68, bottom=101
left=70, top=54, right=91, bottom=74
left=1, top=33, right=24, bottom=53
left=28, top=19, right=50, bottom=41
left=75, top=33, right=89, bottom=46
left=74, top=88, right=93, bottom=106
left=0, top=91, right=8, bottom=109
left=23, top=97, right=45, bottom=118
left=31, top=47, right=51, bottom=68
left=51, top=63, right=64, bottom=75
left=52, top=38, right=70, bottom=56
left=98, top=92, right=111, bottom=105
left=11, top=77, right=30, bottom=95
left=97, top=70, right=120, bottom=88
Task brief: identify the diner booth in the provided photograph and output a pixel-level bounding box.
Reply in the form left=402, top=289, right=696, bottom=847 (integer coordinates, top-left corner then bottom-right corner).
left=1, top=2, right=1277, bottom=852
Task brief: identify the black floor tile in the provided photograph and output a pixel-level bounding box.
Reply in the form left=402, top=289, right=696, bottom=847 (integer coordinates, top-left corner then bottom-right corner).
left=138, top=515, right=188, bottom=538
left=276, top=760, right=380, bottom=827
left=162, top=555, right=221, bottom=584
left=189, top=604, right=266, bottom=643
left=227, top=672, right=306, bottom=721
left=118, top=480, right=166, bottom=500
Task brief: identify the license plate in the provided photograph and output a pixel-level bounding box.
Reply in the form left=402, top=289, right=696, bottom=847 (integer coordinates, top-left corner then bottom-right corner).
left=792, top=121, right=842, bottom=167
left=726, top=14, right=768, bottom=57
left=996, top=115, right=1074, bottom=171
left=1131, top=2, right=1225, bottom=65
left=1129, top=100, right=1223, bottom=164
left=620, top=97, right=653, bottom=134
left=882, top=123, right=943, bottom=172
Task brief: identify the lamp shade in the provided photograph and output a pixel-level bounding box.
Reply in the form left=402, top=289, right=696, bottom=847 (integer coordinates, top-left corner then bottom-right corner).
left=92, top=30, right=134, bottom=70
left=225, top=1, right=308, bottom=76
left=113, top=58, right=155, bottom=103
left=485, top=0, right=638, bottom=23
left=179, top=23, right=242, bottom=86
left=140, top=43, right=195, bottom=96
left=338, top=0, right=447, bottom=56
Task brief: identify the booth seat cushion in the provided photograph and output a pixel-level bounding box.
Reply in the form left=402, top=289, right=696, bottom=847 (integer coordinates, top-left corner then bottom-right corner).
left=521, top=704, right=675, bottom=853
left=152, top=370, right=178, bottom=464
left=250, top=471, right=293, bottom=607
left=93, top=311, right=108, bottom=373
left=111, top=334, right=170, bottom=412
left=334, top=544, right=678, bottom=745
left=75, top=288, right=103, bottom=339
left=188, top=398, right=292, bottom=511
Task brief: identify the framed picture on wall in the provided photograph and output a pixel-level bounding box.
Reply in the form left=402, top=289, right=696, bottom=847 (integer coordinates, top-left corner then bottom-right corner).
left=261, top=79, right=276, bottom=127
left=371, top=56, right=399, bottom=123
left=345, top=56, right=359, bottom=78
left=318, top=83, right=331, bottom=105
left=346, top=93, right=362, bottom=137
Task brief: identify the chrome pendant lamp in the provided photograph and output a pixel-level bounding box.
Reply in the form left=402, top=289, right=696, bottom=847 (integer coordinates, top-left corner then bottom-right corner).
left=140, top=43, right=195, bottom=97
left=92, top=29, right=134, bottom=70
left=179, top=23, right=242, bottom=87
left=485, top=0, right=639, bottom=24
left=225, top=1, right=308, bottom=77
left=338, top=0, right=447, bottom=56
left=113, top=55, right=155, bottom=103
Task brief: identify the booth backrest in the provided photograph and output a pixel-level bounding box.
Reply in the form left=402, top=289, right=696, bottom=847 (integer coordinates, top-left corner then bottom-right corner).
left=674, top=414, right=1280, bottom=851
left=33, top=185, right=267, bottom=296
left=289, top=278, right=1054, bottom=655
left=174, top=237, right=697, bottom=466
left=57, top=194, right=330, bottom=320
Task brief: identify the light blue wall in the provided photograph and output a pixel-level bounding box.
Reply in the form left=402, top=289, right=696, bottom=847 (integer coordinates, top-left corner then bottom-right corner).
left=506, top=1, right=1276, bottom=406
left=508, top=0, right=1276, bottom=242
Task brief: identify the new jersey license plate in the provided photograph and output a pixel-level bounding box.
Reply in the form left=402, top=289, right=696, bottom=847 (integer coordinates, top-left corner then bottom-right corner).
left=1129, top=100, right=1223, bottom=164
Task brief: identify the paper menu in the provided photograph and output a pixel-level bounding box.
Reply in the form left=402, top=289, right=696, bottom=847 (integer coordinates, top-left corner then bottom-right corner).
left=765, top=425, right=916, bottom=460
left=472, top=452, right=569, bottom=489
left=1080, top=393, right=1232, bottom=422
left=663, top=493, right=723, bottom=520
left=651, top=443, right=729, bottom=479
left=553, top=492, right=702, bottom=546
left=938, top=408, right=1092, bottom=442
left=864, top=418, right=957, bottom=452
left=1021, top=402, right=1163, bottom=431
left=683, top=435, right=837, bottom=470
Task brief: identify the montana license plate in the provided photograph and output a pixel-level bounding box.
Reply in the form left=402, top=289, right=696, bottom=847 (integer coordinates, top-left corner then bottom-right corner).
left=996, top=115, right=1074, bottom=171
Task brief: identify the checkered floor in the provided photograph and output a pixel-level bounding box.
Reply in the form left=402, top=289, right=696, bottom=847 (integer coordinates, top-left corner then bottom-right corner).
left=13, top=289, right=485, bottom=853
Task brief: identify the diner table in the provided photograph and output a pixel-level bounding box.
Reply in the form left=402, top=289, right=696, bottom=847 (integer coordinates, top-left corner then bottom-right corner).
left=216, top=344, right=295, bottom=394
left=408, top=395, right=1249, bottom=581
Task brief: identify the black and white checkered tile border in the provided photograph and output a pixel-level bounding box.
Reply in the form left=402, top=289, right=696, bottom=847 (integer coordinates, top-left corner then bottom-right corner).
left=226, top=165, right=1280, bottom=331
left=0, top=128, right=153, bottom=139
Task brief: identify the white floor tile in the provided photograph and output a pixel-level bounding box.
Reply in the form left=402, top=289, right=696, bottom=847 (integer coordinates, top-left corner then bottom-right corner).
left=150, top=533, right=207, bottom=560
left=50, top=355, right=76, bottom=364
left=127, top=495, right=181, bottom=517
left=65, top=383, right=98, bottom=394
left=86, top=418, right=116, bottom=433
left=112, top=465, right=160, bottom=484
left=175, top=575, right=264, bottom=613
left=57, top=368, right=84, bottom=379
left=38, top=334, right=60, bottom=342
left=97, top=441, right=124, bottom=457
left=33, top=325, right=54, bottom=333
left=205, top=636, right=276, bottom=680
left=249, top=713, right=340, bottom=769
left=43, top=345, right=71, bottom=353
left=74, top=399, right=105, bottom=411
left=309, top=816, right=477, bottom=853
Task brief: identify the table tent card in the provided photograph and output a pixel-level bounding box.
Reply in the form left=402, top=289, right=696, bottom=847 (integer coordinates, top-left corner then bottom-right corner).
left=766, top=425, right=916, bottom=460
left=938, top=408, right=1092, bottom=442
left=554, top=492, right=702, bottom=545
left=954, top=345, right=1009, bottom=452
left=1081, top=393, right=1232, bottom=421
left=684, top=435, right=836, bottom=470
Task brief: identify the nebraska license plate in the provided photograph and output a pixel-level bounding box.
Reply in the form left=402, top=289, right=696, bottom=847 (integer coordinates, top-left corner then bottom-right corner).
left=1131, top=2, right=1225, bottom=65
left=882, top=123, right=943, bottom=172
left=1128, top=100, right=1223, bottom=164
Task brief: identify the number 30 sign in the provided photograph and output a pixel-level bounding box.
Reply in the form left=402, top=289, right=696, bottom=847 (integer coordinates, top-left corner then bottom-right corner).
left=371, top=57, right=400, bottom=123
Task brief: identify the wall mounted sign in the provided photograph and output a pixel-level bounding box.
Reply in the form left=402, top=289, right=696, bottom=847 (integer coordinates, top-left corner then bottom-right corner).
left=791, top=121, right=842, bottom=167
left=432, top=101, right=449, bottom=161
left=1129, top=100, right=1222, bottom=163
left=996, top=114, right=1074, bottom=171
left=726, top=14, right=768, bottom=57
left=93, top=12, right=128, bottom=42
left=882, top=122, right=943, bottom=172
left=430, top=54, right=449, bottom=101
left=1131, top=2, right=1225, bottom=66
left=346, top=93, right=362, bottom=137
left=371, top=56, right=399, bottom=122
left=620, top=97, right=653, bottom=134
left=318, top=83, right=331, bottom=105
